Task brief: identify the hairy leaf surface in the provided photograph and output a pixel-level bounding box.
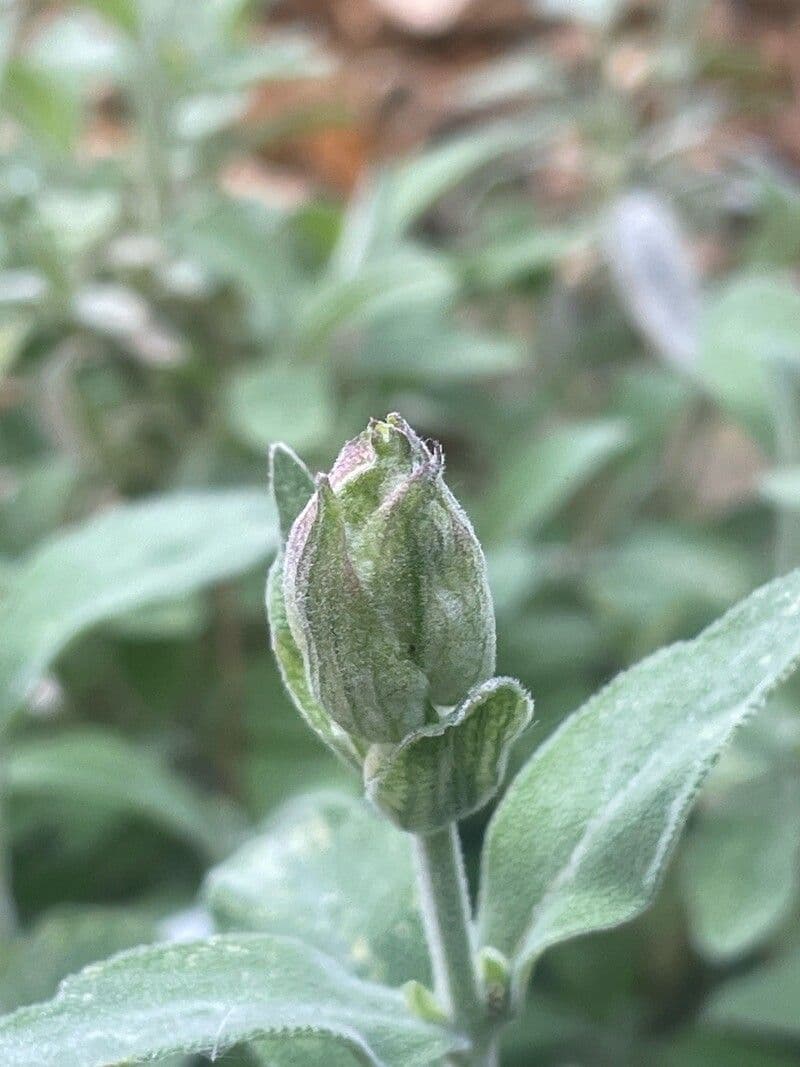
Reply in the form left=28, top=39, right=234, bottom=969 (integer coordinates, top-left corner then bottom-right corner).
left=0, top=934, right=463, bottom=1066
left=479, top=570, right=800, bottom=994
left=205, top=793, right=430, bottom=986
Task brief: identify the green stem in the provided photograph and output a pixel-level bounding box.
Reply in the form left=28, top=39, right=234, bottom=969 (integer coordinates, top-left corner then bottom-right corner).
left=412, top=825, right=497, bottom=1066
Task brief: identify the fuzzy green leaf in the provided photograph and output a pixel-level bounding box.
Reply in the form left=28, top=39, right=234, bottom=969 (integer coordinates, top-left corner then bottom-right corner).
left=0, top=490, right=276, bottom=729
left=0, top=934, right=464, bottom=1067
left=204, top=793, right=430, bottom=986
left=270, top=443, right=316, bottom=544
left=366, top=678, right=533, bottom=833
left=479, top=570, right=800, bottom=995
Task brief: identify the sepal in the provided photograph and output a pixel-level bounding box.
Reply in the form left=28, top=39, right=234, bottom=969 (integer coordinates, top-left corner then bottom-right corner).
left=266, top=553, right=363, bottom=770
left=269, top=442, right=314, bottom=544
left=364, top=677, right=533, bottom=833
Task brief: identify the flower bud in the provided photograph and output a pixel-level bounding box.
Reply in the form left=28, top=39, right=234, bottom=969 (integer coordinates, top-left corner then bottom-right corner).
left=282, top=414, right=496, bottom=743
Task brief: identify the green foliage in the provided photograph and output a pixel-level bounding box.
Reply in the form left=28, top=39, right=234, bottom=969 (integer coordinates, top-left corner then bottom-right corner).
left=0, top=491, right=276, bottom=727
left=366, top=677, right=533, bottom=833
left=205, top=792, right=430, bottom=986
left=0, top=934, right=464, bottom=1066
left=479, top=570, right=800, bottom=996
left=1, top=0, right=800, bottom=1063
left=6, top=728, right=243, bottom=860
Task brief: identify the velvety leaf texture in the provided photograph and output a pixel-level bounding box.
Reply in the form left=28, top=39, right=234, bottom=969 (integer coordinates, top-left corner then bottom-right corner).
left=270, top=442, right=315, bottom=544
left=0, top=490, right=276, bottom=727
left=0, top=934, right=464, bottom=1067
left=204, top=793, right=430, bottom=987
left=365, top=677, right=533, bottom=833
left=478, top=569, right=800, bottom=996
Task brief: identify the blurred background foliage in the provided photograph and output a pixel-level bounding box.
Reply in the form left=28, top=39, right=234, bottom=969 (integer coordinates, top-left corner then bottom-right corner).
left=2, top=0, right=800, bottom=1062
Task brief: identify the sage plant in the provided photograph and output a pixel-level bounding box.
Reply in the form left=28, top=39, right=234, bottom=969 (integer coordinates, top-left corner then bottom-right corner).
left=1, top=417, right=800, bottom=1066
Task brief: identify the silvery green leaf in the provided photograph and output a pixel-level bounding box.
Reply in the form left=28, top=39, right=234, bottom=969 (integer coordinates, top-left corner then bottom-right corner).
left=72, top=283, right=149, bottom=338
left=0, top=457, right=77, bottom=555
left=250, top=1036, right=367, bottom=1066
left=681, top=772, right=800, bottom=961
left=80, top=0, right=139, bottom=35
left=109, top=595, right=206, bottom=640
left=468, top=224, right=583, bottom=289
left=0, top=490, right=276, bottom=728
left=605, top=191, right=701, bottom=371
left=352, top=316, right=524, bottom=382
left=38, top=190, right=120, bottom=259
left=705, top=945, right=800, bottom=1039
left=204, top=792, right=430, bottom=987
left=203, top=38, right=329, bottom=90
left=366, top=677, right=533, bottom=833
left=270, top=443, right=315, bottom=545
left=0, top=271, right=48, bottom=307
left=457, top=50, right=565, bottom=111
left=478, top=569, right=800, bottom=997
left=0, top=934, right=463, bottom=1066
left=6, top=728, right=244, bottom=860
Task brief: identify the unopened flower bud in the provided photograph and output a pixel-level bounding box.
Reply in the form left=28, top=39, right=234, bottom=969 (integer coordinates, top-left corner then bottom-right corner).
left=282, top=414, right=496, bottom=743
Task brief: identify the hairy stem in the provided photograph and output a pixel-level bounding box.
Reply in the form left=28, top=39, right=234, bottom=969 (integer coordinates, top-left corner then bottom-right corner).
left=412, top=825, right=497, bottom=1066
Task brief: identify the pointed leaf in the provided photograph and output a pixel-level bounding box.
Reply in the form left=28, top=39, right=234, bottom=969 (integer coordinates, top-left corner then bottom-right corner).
left=384, top=122, right=530, bottom=237
left=0, top=490, right=276, bottom=728
left=270, top=443, right=315, bottom=544
left=366, top=678, right=533, bottom=833
left=0, top=934, right=463, bottom=1067
left=204, top=793, right=430, bottom=986
left=478, top=570, right=800, bottom=996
